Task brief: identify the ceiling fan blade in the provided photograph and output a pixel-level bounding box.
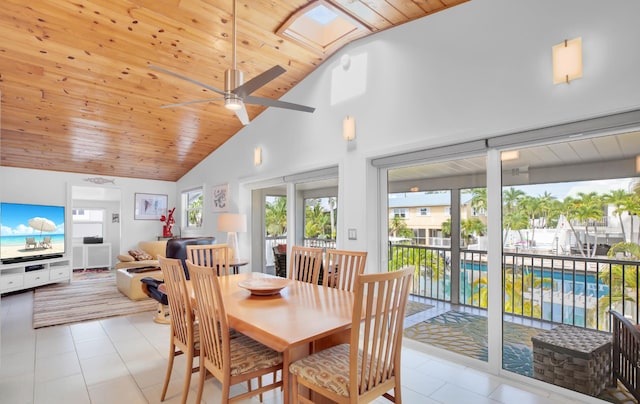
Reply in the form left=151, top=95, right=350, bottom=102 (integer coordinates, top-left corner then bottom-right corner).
left=232, top=65, right=286, bottom=98
left=150, top=65, right=226, bottom=96
left=234, top=104, right=250, bottom=125
left=245, top=95, right=315, bottom=113
left=160, top=97, right=224, bottom=108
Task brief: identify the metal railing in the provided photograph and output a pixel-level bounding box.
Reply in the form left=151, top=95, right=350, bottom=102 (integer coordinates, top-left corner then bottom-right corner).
left=264, top=236, right=336, bottom=266
left=389, top=243, right=640, bottom=331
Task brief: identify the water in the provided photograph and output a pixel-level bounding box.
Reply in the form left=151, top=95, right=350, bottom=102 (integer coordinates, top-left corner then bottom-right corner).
left=0, top=234, right=65, bottom=246
left=417, top=262, right=610, bottom=327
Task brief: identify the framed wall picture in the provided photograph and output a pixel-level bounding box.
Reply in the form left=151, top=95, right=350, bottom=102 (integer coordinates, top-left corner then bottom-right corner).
left=212, top=184, right=229, bottom=213
left=134, top=193, right=168, bottom=220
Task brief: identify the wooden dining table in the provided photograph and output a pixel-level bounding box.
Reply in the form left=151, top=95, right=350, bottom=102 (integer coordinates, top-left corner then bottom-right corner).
left=191, top=271, right=355, bottom=404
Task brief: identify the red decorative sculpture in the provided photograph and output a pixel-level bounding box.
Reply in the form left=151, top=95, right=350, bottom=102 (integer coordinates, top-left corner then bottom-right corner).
left=160, top=207, right=176, bottom=237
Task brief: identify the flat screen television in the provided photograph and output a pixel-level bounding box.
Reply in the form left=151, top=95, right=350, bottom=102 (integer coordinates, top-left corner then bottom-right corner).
left=0, top=202, right=66, bottom=264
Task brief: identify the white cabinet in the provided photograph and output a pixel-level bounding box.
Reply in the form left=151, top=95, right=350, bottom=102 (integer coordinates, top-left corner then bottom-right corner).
left=72, top=243, right=112, bottom=270
left=0, top=257, right=71, bottom=293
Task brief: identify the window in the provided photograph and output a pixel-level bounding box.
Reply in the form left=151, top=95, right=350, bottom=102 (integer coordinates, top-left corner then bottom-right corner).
left=72, top=208, right=104, bottom=239
left=413, top=228, right=426, bottom=245
left=276, top=0, right=370, bottom=54
left=444, top=206, right=451, bottom=216
left=472, top=206, right=486, bottom=217
left=393, top=208, right=407, bottom=218
left=183, top=187, right=203, bottom=228
left=418, top=207, right=431, bottom=216
left=303, top=196, right=337, bottom=249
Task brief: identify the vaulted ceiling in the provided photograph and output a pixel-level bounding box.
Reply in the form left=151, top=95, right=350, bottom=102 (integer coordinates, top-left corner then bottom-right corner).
left=0, top=0, right=467, bottom=181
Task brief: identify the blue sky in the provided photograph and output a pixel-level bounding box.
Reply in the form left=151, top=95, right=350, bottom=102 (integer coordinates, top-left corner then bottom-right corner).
left=0, top=203, right=65, bottom=236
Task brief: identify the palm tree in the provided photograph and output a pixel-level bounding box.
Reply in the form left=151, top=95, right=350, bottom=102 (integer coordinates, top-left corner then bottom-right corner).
left=574, top=192, right=604, bottom=257
left=605, top=189, right=631, bottom=241
left=597, top=242, right=640, bottom=325
left=265, top=196, right=287, bottom=236
left=502, top=187, right=526, bottom=246
left=389, top=216, right=414, bottom=240
left=328, top=197, right=336, bottom=239
left=538, top=191, right=557, bottom=228
left=441, top=218, right=451, bottom=238
left=470, top=188, right=487, bottom=213
left=503, top=269, right=544, bottom=318
left=521, top=195, right=543, bottom=245
left=187, top=193, right=203, bottom=226
left=461, top=217, right=486, bottom=245
left=503, top=187, right=525, bottom=214
left=503, top=209, right=528, bottom=246
left=562, top=196, right=588, bottom=257
left=305, top=200, right=330, bottom=238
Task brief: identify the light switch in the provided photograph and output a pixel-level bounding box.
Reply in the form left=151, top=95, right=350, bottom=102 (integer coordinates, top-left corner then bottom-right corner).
left=348, top=228, right=357, bottom=240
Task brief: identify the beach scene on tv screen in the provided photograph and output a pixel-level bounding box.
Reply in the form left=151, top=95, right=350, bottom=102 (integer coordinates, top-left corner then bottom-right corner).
left=0, top=203, right=65, bottom=261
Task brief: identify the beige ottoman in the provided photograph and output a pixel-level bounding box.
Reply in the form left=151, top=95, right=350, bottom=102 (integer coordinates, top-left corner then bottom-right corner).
left=116, top=268, right=163, bottom=300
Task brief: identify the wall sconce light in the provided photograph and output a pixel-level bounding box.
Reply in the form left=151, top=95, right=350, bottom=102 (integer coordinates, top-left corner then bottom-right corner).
left=343, top=115, right=355, bottom=141
left=552, top=37, right=582, bottom=84
left=254, top=147, right=262, bottom=166
left=501, top=150, right=520, bottom=161
left=636, top=155, right=640, bottom=173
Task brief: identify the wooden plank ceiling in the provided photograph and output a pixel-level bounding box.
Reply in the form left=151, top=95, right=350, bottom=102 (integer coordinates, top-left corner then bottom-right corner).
left=0, top=0, right=467, bottom=181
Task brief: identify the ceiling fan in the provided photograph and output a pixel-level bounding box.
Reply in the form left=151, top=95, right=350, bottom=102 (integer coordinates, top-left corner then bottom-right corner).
left=150, top=0, right=315, bottom=125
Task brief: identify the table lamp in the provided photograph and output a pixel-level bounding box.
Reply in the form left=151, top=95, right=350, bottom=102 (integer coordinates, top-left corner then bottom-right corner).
left=217, top=213, right=246, bottom=261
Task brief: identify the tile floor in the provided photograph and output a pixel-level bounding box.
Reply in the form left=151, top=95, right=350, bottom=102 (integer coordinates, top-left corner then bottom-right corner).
left=1, top=289, right=605, bottom=404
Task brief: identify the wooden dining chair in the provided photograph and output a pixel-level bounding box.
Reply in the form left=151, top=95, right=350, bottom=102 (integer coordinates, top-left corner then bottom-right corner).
left=289, top=266, right=414, bottom=404
left=186, top=243, right=231, bottom=276
left=323, top=249, right=367, bottom=292
left=158, top=256, right=199, bottom=404
left=289, top=245, right=323, bottom=284
left=186, top=261, right=284, bottom=403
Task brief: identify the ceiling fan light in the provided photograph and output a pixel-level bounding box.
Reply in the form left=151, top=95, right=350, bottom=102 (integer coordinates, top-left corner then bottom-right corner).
left=225, top=98, right=243, bottom=111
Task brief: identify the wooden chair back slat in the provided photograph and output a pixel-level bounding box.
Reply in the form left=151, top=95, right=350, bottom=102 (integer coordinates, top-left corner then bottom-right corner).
left=187, top=261, right=229, bottom=381
left=158, top=256, right=195, bottom=350
left=289, top=245, right=323, bottom=284
left=351, top=266, right=414, bottom=399
left=186, top=244, right=230, bottom=276
left=323, top=249, right=367, bottom=292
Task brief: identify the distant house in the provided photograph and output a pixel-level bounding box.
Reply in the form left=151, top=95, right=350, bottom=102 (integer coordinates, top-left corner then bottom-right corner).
left=388, top=192, right=485, bottom=246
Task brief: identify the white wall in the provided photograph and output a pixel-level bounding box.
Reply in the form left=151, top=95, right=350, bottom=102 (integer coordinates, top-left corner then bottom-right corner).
left=2, top=1, right=638, bottom=271
left=176, top=0, right=640, bottom=271
left=0, top=167, right=176, bottom=257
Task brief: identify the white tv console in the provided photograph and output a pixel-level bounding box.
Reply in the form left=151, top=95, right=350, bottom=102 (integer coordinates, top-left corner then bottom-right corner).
left=0, top=256, right=71, bottom=294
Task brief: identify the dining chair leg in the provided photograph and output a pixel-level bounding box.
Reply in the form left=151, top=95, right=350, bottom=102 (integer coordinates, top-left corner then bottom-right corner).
left=180, top=348, right=193, bottom=404
left=195, top=363, right=206, bottom=404
left=160, top=341, right=176, bottom=401
left=290, top=372, right=299, bottom=404
left=222, top=380, right=231, bottom=403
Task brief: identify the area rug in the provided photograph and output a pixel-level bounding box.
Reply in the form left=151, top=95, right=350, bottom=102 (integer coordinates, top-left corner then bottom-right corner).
left=33, top=277, right=157, bottom=328
left=72, top=268, right=114, bottom=282
left=405, top=300, right=434, bottom=317
left=403, top=310, right=544, bottom=377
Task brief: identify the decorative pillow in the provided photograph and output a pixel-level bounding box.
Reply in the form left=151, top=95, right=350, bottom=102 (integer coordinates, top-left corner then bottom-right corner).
left=128, top=249, right=154, bottom=261
left=117, top=254, right=135, bottom=262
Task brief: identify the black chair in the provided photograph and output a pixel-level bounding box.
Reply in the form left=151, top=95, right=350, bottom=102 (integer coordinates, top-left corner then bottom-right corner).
left=140, top=237, right=216, bottom=323
left=273, top=245, right=287, bottom=278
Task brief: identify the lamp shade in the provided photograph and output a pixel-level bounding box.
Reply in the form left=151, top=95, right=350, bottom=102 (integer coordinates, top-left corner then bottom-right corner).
left=217, top=213, right=247, bottom=233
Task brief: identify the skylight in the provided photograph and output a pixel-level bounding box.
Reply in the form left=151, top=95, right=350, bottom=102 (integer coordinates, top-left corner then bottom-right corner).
left=277, top=0, right=370, bottom=54
left=306, top=5, right=337, bottom=26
